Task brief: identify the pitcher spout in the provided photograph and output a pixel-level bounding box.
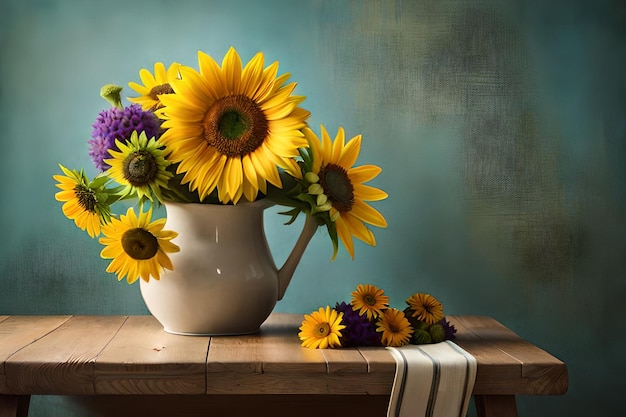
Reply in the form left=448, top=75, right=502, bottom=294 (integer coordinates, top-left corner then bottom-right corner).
left=277, top=214, right=319, bottom=300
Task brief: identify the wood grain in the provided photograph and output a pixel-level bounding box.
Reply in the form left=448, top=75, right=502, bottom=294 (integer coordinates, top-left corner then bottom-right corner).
left=0, top=316, right=71, bottom=392
left=451, top=315, right=568, bottom=395
left=0, top=313, right=568, bottom=404
left=93, top=316, right=209, bottom=395
left=4, top=316, right=126, bottom=395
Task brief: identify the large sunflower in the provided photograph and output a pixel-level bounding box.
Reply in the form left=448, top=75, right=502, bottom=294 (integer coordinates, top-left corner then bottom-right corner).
left=128, top=61, right=180, bottom=111
left=157, top=47, right=310, bottom=204
left=298, top=306, right=345, bottom=349
left=53, top=165, right=113, bottom=238
left=303, top=125, right=388, bottom=259
left=99, top=207, right=179, bottom=284
left=105, top=131, right=172, bottom=202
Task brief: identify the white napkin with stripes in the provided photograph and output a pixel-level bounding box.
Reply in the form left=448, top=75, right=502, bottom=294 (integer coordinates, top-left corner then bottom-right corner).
left=386, top=341, right=477, bottom=417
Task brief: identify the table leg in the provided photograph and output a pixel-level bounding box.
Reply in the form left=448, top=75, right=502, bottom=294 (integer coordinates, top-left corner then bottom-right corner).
left=474, top=395, right=518, bottom=417
left=0, top=395, right=30, bottom=417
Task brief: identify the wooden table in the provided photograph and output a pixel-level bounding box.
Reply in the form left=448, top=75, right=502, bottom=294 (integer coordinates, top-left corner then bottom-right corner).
left=0, top=314, right=567, bottom=417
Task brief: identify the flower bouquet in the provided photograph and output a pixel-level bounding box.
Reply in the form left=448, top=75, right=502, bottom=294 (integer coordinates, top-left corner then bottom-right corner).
left=299, top=284, right=456, bottom=348
left=54, top=47, right=388, bottom=286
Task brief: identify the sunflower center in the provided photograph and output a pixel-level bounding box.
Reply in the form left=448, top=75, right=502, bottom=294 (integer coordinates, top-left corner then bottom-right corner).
left=123, top=150, right=159, bottom=187
left=74, top=184, right=97, bottom=213
left=149, top=83, right=174, bottom=100
left=202, top=94, right=268, bottom=157
left=388, top=323, right=400, bottom=333
left=320, top=164, right=355, bottom=212
left=316, top=322, right=331, bottom=338
left=364, top=295, right=377, bottom=306
left=121, top=228, right=159, bottom=260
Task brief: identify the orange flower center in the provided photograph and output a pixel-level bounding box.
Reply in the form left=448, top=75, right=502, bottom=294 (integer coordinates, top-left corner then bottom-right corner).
left=316, top=322, right=331, bottom=337
left=364, top=295, right=377, bottom=306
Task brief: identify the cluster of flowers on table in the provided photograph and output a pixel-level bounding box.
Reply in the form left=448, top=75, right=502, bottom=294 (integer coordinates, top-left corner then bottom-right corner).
left=298, top=284, right=456, bottom=349
left=53, top=47, right=388, bottom=284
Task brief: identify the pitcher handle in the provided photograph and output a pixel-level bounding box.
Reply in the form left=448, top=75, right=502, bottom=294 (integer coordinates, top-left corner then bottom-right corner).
left=277, top=215, right=319, bottom=300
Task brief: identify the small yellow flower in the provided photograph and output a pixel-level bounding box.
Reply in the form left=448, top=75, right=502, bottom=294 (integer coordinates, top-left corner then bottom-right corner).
left=376, top=308, right=413, bottom=347
left=299, top=306, right=345, bottom=349
left=128, top=61, right=181, bottom=111
left=105, top=131, right=172, bottom=202
left=350, top=283, right=389, bottom=320
left=53, top=165, right=112, bottom=238
left=99, top=207, right=180, bottom=284
left=406, top=293, right=444, bottom=325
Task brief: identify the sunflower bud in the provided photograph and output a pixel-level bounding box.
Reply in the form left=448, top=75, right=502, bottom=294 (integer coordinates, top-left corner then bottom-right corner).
left=428, top=323, right=446, bottom=343
left=317, top=201, right=332, bottom=212
left=308, top=183, right=323, bottom=195
left=413, top=329, right=432, bottom=344
left=304, top=172, right=320, bottom=184
left=100, top=84, right=124, bottom=109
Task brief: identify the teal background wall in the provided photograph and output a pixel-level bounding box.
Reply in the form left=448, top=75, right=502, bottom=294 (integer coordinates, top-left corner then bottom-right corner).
left=1, top=0, right=625, bottom=415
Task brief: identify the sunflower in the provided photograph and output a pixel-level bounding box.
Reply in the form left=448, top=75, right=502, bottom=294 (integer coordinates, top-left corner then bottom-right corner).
left=53, top=165, right=114, bottom=238
left=303, top=125, right=387, bottom=259
left=128, top=61, right=181, bottom=111
left=405, top=293, right=444, bottom=325
left=376, top=308, right=413, bottom=347
left=156, top=47, right=310, bottom=204
left=99, top=207, right=180, bottom=284
left=298, top=306, right=345, bottom=349
left=350, top=283, right=389, bottom=320
left=105, top=131, right=172, bottom=202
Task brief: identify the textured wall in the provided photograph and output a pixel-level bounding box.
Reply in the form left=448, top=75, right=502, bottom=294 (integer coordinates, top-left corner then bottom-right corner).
left=1, top=0, right=625, bottom=415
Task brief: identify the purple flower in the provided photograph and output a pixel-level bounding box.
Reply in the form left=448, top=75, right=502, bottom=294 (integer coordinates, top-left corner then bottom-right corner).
left=88, top=104, right=160, bottom=171
left=335, top=302, right=382, bottom=347
left=439, top=318, right=457, bottom=341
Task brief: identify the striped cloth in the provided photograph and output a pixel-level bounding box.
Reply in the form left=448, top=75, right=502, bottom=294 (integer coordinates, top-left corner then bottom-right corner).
left=386, top=341, right=477, bottom=417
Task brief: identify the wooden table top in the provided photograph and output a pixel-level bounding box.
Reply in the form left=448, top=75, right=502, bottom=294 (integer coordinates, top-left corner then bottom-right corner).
left=0, top=314, right=568, bottom=397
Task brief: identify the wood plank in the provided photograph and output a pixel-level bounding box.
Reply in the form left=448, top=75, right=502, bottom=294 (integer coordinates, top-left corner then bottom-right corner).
left=0, top=316, right=71, bottom=392
left=59, top=394, right=390, bottom=417
left=93, top=316, right=208, bottom=395
left=4, top=316, right=127, bottom=395
left=450, top=316, right=529, bottom=395
left=356, top=347, right=396, bottom=395
left=453, top=316, right=568, bottom=395
left=0, top=317, right=9, bottom=324
left=206, top=314, right=329, bottom=394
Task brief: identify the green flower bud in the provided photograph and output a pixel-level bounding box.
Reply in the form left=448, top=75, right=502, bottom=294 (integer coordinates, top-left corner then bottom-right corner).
left=413, top=329, right=432, bottom=344
left=317, top=201, right=332, bottom=212
left=304, top=172, right=320, bottom=184
left=429, top=323, right=445, bottom=343
left=100, top=84, right=123, bottom=109
left=316, top=193, right=328, bottom=206
left=308, top=183, right=323, bottom=195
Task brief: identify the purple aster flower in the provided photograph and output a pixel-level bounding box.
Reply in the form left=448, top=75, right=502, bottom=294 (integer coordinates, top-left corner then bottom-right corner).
left=439, top=318, right=457, bottom=341
left=335, top=302, right=382, bottom=347
left=88, top=104, right=161, bottom=171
